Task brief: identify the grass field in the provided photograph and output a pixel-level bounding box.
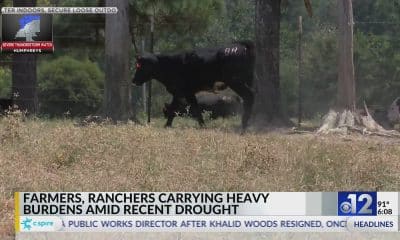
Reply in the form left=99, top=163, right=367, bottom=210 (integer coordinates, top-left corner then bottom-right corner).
left=1, top=112, right=400, bottom=238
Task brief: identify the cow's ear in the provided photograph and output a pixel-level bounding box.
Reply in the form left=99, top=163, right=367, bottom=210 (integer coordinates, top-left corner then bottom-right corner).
left=135, top=55, right=141, bottom=61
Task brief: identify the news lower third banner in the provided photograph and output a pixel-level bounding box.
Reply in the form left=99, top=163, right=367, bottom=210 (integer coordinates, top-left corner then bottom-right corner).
left=14, top=192, right=400, bottom=233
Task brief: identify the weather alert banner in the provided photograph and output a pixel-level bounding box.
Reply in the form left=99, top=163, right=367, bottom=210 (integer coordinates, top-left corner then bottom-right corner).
left=14, top=192, right=400, bottom=233
left=1, top=14, right=53, bottom=53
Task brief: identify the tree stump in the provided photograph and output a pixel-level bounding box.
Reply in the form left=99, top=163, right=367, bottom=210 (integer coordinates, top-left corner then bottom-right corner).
left=317, top=102, right=400, bottom=138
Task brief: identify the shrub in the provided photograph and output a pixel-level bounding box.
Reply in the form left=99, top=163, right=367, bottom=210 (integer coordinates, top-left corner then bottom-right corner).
left=0, top=68, right=11, bottom=98
left=38, top=56, right=104, bottom=117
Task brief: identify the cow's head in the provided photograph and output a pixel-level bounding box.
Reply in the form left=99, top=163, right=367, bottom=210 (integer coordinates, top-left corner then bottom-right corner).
left=132, top=54, right=158, bottom=86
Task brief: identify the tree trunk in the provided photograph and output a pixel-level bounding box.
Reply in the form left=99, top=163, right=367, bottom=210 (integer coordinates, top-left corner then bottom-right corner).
left=12, top=0, right=37, bottom=114
left=254, top=0, right=288, bottom=126
left=317, top=0, right=357, bottom=134
left=337, top=0, right=356, bottom=111
left=316, top=0, right=400, bottom=137
left=104, top=0, right=133, bottom=121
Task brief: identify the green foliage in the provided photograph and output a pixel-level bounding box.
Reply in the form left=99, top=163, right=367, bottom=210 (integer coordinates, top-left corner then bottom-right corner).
left=50, top=0, right=105, bottom=55
left=279, top=0, right=400, bottom=117
left=0, top=68, right=11, bottom=97
left=38, top=56, right=104, bottom=117
left=6, top=0, right=398, bottom=120
left=301, top=27, right=338, bottom=116
left=280, top=21, right=299, bottom=116
left=355, top=31, right=400, bottom=106
left=195, top=0, right=254, bottom=47
left=0, top=0, right=12, bottom=7
left=37, top=0, right=52, bottom=6
left=131, top=0, right=224, bottom=51
left=351, top=0, right=400, bottom=108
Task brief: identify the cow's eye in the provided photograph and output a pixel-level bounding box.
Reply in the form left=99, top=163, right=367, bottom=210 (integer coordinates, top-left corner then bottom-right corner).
left=136, top=63, right=141, bottom=69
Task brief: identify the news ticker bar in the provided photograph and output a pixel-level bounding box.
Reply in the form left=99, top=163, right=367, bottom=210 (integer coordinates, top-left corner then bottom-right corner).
left=16, top=216, right=400, bottom=232
left=1, top=7, right=118, bottom=14
left=15, top=192, right=400, bottom=233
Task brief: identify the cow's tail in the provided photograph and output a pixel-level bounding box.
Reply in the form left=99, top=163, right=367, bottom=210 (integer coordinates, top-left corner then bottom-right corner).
left=234, top=40, right=256, bottom=91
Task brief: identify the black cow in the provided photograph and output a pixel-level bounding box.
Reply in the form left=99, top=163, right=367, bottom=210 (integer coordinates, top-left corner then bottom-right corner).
left=163, top=91, right=242, bottom=119
left=132, top=41, right=255, bottom=130
left=0, top=98, right=13, bottom=113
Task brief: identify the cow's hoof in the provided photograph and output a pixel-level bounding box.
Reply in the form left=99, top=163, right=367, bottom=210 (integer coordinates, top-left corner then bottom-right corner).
left=164, top=124, right=172, bottom=128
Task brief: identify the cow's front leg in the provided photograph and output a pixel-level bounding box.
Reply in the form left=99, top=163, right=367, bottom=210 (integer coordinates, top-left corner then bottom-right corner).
left=185, top=95, right=205, bottom=127
left=165, top=96, right=179, bottom=127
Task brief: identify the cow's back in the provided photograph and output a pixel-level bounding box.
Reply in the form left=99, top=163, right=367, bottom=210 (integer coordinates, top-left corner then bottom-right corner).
left=217, top=41, right=255, bottom=86
left=180, top=41, right=255, bottom=92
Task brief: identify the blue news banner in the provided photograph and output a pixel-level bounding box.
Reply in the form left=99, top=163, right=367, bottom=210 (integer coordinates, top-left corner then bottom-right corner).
left=15, top=192, right=399, bottom=233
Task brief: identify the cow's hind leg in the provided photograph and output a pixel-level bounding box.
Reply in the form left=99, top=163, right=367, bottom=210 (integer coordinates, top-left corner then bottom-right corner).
left=185, top=95, right=205, bottom=127
left=165, top=96, right=180, bottom=127
left=229, top=83, right=254, bottom=130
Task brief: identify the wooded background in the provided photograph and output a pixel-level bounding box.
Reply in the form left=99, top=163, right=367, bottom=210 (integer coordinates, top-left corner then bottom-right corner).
left=0, top=0, right=399, bottom=125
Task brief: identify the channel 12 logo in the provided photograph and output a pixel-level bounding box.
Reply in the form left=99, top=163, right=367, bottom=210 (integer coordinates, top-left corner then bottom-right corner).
left=338, top=192, right=377, bottom=216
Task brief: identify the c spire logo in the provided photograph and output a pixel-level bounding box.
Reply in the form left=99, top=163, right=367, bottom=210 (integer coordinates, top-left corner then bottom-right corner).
left=21, top=217, right=33, bottom=230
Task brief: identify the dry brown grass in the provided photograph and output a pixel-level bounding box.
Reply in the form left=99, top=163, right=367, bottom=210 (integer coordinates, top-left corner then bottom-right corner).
left=1, top=114, right=400, bottom=239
